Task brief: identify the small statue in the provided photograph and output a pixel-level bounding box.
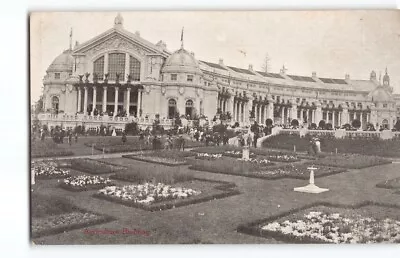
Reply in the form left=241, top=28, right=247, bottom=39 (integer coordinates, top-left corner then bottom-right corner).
left=93, top=73, right=98, bottom=83
left=127, top=74, right=132, bottom=84
left=84, top=72, right=90, bottom=83
left=104, top=73, right=109, bottom=84
left=78, top=75, right=84, bottom=83
left=115, top=73, right=120, bottom=84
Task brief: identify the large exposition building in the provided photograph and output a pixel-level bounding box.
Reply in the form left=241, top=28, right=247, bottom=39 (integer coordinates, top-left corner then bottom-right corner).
left=36, top=13, right=400, bottom=131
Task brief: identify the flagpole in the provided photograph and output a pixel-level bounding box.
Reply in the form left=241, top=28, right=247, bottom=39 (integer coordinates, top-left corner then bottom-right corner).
left=180, top=27, right=184, bottom=49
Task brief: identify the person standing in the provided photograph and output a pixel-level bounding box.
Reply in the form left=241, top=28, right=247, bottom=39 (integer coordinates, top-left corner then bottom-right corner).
left=75, top=132, right=78, bottom=143
left=68, top=132, right=73, bottom=146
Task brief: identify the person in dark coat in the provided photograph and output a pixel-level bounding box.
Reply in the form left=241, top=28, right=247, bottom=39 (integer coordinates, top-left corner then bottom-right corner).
left=121, top=132, right=127, bottom=144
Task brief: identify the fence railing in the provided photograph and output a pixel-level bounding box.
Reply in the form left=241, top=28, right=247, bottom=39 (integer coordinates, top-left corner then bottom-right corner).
left=278, top=128, right=400, bottom=140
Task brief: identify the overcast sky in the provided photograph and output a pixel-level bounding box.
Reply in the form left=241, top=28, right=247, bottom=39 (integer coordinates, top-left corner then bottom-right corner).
left=30, top=10, right=400, bottom=102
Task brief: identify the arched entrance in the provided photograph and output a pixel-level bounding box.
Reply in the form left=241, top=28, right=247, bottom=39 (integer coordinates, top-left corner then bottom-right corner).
left=185, top=99, right=194, bottom=119
left=382, top=119, right=389, bottom=129
left=52, top=96, right=59, bottom=113
left=168, top=99, right=177, bottom=119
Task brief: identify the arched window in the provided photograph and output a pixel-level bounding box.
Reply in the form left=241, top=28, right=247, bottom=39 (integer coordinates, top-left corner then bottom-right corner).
left=108, top=53, right=125, bottom=81
left=52, top=96, right=59, bottom=112
left=168, top=99, right=177, bottom=119
left=129, top=56, right=141, bottom=81
left=93, top=56, right=105, bottom=80
left=185, top=99, right=194, bottom=119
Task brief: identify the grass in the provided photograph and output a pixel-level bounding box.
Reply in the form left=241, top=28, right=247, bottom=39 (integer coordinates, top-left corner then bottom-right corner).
left=264, top=134, right=400, bottom=157
left=31, top=193, right=78, bottom=218
left=31, top=140, right=73, bottom=158
left=376, top=178, right=400, bottom=189
left=70, top=159, right=127, bottom=174
left=308, top=154, right=391, bottom=169
left=111, top=167, right=194, bottom=185
left=85, top=136, right=205, bottom=153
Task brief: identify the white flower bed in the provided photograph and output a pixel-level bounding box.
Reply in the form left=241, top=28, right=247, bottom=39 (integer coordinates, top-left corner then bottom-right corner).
left=63, top=175, right=111, bottom=187
left=237, top=158, right=271, bottom=165
left=196, top=153, right=222, bottom=159
left=31, top=161, right=70, bottom=178
left=267, top=154, right=299, bottom=162
left=262, top=210, right=400, bottom=243
left=98, top=183, right=201, bottom=205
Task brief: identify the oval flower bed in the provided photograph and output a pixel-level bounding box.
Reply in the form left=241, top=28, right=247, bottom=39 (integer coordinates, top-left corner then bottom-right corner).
left=195, top=153, right=222, bottom=160
left=265, top=154, right=300, bottom=163
left=237, top=158, right=273, bottom=166
left=59, top=175, right=114, bottom=191
left=96, top=183, right=201, bottom=206
left=223, top=151, right=256, bottom=159
left=32, top=211, right=112, bottom=238
left=32, top=161, right=70, bottom=179
left=261, top=209, right=400, bottom=243
left=254, top=164, right=346, bottom=179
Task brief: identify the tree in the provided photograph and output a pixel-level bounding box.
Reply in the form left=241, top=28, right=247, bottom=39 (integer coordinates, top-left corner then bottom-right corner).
left=318, top=120, right=326, bottom=129
left=352, top=119, right=361, bottom=129
left=261, top=53, right=271, bottom=73
left=394, top=120, right=400, bottom=131
left=291, top=119, right=299, bottom=128
left=265, top=118, right=273, bottom=127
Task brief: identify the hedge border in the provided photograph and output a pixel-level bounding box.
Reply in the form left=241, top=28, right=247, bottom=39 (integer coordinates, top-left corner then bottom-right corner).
left=188, top=164, right=347, bottom=181
left=92, top=178, right=240, bottom=212
left=236, top=201, right=400, bottom=244
left=58, top=182, right=115, bottom=192
left=122, top=155, right=188, bottom=167
left=31, top=151, right=74, bottom=159
left=31, top=207, right=115, bottom=239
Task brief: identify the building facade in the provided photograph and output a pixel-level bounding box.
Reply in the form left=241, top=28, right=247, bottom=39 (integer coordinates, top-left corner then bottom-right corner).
left=37, top=14, right=400, bottom=131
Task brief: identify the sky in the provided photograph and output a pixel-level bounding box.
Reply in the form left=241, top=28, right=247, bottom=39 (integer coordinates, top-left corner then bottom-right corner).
left=30, top=10, right=400, bottom=102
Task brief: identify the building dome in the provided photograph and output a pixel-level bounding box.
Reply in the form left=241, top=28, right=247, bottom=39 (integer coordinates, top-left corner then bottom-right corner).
left=162, top=48, right=202, bottom=75
left=368, top=86, right=393, bottom=102
left=46, top=49, right=74, bottom=73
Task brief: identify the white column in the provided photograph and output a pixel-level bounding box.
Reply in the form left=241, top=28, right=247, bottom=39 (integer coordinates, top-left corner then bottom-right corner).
left=91, top=87, right=97, bottom=115
left=77, top=87, right=82, bottom=113
left=137, top=89, right=142, bottom=117
left=104, top=53, right=109, bottom=76
left=114, top=86, right=119, bottom=117
left=126, top=88, right=131, bottom=116
left=83, top=86, right=88, bottom=115
left=232, top=100, right=236, bottom=121
left=281, top=107, right=285, bottom=124
left=125, top=53, right=130, bottom=82
left=102, top=86, right=107, bottom=113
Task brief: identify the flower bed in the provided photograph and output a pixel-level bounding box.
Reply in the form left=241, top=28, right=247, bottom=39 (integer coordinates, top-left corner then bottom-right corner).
left=93, top=178, right=240, bottom=211
left=70, top=159, right=126, bottom=174
left=376, top=177, right=400, bottom=190
left=237, top=158, right=273, bottom=166
left=32, top=211, right=114, bottom=238
left=238, top=202, right=400, bottom=244
left=223, top=150, right=256, bottom=159
left=195, top=153, right=223, bottom=160
left=59, top=175, right=114, bottom=192
left=310, top=154, right=391, bottom=169
left=265, top=154, right=300, bottom=163
left=31, top=161, right=70, bottom=179
left=189, top=157, right=345, bottom=180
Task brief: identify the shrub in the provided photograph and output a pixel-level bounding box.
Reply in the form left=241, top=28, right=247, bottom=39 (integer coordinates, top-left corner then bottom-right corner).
left=265, top=118, right=273, bottom=127
left=325, top=123, right=333, bottom=130
left=125, top=122, right=138, bottom=135
left=318, top=120, right=326, bottom=129
left=291, top=119, right=299, bottom=127
left=394, top=120, right=400, bottom=131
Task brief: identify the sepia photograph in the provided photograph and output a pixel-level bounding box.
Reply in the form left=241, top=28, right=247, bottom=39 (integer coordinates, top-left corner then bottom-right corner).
left=29, top=10, right=400, bottom=245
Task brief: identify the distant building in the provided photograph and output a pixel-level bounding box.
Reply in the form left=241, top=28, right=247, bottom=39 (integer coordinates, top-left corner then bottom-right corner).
left=36, top=13, right=400, bottom=131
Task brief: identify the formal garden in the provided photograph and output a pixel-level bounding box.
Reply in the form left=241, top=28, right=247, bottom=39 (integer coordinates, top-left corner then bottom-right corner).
left=30, top=128, right=400, bottom=244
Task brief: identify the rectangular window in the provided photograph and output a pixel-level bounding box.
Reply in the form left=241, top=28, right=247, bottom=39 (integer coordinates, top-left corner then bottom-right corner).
left=55, top=73, right=60, bottom=79
left=187, top=75, right=194, bottom=82
left=93, top=56, right=105, bottom=80
left=129, top=56, right=141, bottom=81
left=171, top=74, right=177, bottom=81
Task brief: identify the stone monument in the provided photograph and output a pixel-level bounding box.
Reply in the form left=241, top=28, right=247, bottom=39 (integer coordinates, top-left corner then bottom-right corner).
left=293, top=166, right=329, bottom=193
left=242, top=146, right=250, bottom=160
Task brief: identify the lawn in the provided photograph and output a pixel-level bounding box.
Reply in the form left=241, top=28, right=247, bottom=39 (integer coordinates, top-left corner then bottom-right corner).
left=376, top=177, right=400, bottom=189
left=263, top=134, right=400, bottom=157
left=123, top=150, right=196, bottom=166
left=70, top=159, right=127, bottom=174
left=31, top=193, right=114, bottom=238
left=308, top=154, right=391, bottom=169
left=85, top=136, right=205, bottom=153
left=31, top=140, right=73, bottom=158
